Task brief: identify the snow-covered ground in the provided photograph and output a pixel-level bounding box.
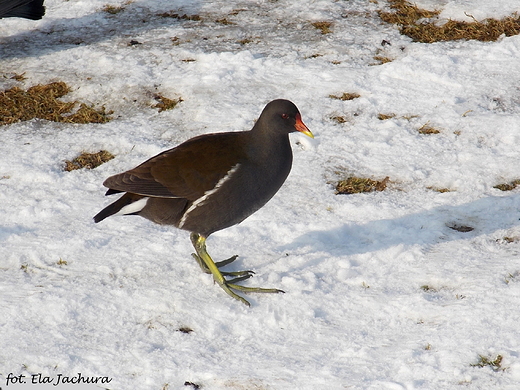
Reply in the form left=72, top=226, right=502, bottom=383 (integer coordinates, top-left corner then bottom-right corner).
left=2, top=0, right=520, bottom=389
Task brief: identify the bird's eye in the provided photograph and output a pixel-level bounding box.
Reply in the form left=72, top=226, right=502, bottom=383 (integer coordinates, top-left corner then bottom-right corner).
left=281, top=113, right=289, bottom=119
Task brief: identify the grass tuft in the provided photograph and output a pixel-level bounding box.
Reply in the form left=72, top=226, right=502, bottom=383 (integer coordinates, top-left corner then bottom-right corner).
left=157, top=12, right=202, bottom=21
left=331, top=115, right=348, bottom=124
left=102, top=4, right=125, bottom=14
left=153, top=95, right=183, bottom=112
left=379, top=0, right=520, bottom=42
left=379, top=0, right=439, bottom=26
left=0, top=82, right=112, bottom=125
left=378, top=113, right=396, bottom=120
left=471, top=354, right=504, bottom=371
left=238, top=38, right=255, bottom=45
left=427, top=186, right=452, bottom=193
left=420, top=285, right=438, bottom=292
left=329, top=92, right=361, bottom=101
left=64, top=151, right=115, bottom=171
left=504, top=271, right=519, bottom=284
left=11, top=73, right=27, bottom=81
left=372, top=55, right=393, bottom=64
left=418, top=122, right=441, bottom=134
left=216, top=18, right=234, bottom=25
left=336, top=176, right=389, bottom=195
left=493, top=179, right=520, bottom=191
left=312, top=21, right=333, bottom=34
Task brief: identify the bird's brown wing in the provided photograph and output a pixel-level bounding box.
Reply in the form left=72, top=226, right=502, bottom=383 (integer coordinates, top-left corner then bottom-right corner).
left=103, top=132, right=247, bottom=200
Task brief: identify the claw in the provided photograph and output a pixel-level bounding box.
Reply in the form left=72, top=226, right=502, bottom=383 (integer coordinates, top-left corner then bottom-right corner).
left=215, top=255, right=239, bottom=268
left=226, top=274, right=254, bottom=284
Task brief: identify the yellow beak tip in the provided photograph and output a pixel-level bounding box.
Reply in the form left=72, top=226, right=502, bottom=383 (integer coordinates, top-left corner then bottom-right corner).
left=303, top=130, right=314, bottom=139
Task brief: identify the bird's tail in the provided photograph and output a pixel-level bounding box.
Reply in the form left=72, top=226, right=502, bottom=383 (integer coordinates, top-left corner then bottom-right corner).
left=93, top=193, right=144, bottom=223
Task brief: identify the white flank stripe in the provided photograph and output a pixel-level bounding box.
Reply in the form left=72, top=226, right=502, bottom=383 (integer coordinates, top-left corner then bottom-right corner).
left=178, top=163, right=241, bottom=228
left=114, top=197, right=149, bottom=216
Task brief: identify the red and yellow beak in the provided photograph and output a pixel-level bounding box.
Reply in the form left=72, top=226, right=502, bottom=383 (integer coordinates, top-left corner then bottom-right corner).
left=295, top=113, right=314, bottom=138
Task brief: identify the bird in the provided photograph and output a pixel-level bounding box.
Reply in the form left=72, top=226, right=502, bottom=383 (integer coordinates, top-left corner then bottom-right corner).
left=0, top=0, right=45, bottom=20
left=94, top=99, right=314, bottom=306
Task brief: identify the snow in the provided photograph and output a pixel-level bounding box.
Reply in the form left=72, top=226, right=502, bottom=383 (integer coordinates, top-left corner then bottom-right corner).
left=416, top=0, right=520, bottom=22
left=2, top=0, right=520, bottom=389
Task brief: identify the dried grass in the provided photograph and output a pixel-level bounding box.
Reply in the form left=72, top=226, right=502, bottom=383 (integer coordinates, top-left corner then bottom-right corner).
left=156, top=12, right=202, bottom=21
left=418, top=123, right=441, bottom=134
left=153, top=95, right=183, bottom=112
left=64, top=150, right=115, bottom=171
left=102, top=4, right=124, bottom=14
left=336, top=176, right=390, bottom=195
left=312, top=21, right=333, bottom=34
left=427, top=186, right=452, bottom=193
left=494, top=179, right=520, bottom=191
left=329, top=92, right=361, bottom=101
left=11, top=73, right=27, bottom=81
left=471, top=354, right=504, bottom=371
left=0, top=82, right=112, bottom=125
left=331, top=115, right=348, bottom=124
left=216, top=18, right=234, bottom=25
left=372, top=55, right=394, bottom=64
left=379, top=0, right=520, bottom=42
left=378, top=113, right=396, bottom=120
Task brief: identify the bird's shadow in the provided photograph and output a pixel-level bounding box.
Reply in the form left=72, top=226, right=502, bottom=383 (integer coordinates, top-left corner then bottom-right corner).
left=278, top=194, right=520, bottom=258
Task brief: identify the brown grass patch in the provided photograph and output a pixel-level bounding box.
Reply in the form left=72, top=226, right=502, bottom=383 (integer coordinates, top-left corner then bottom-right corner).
left=336, top=176, right=390, bottom=194
left=427, top=186, right=452, bottom=193
left=372, top=55, right=393, bottom=64
left=494, top=179, right=520, bottom=191
left=0, top=82, right=112, bottom=125
left=329, top=92, right=361, bottom=101
left=379, top=0, right=439, bottom=26
left=379, top=0, right=520, bottom=42
left=418, top=122, right=441, bottom=134
left=229, top=9, right=246, bottom=16
left=64, top=150, right=115, bottom=171
left=378, top=113, right=396, bottom=120
left=312, top=21, right=333, bottom=34
left=11, top=73, right=27, bottom=81
left=216, top=18, right=234, bottom=25
left=238, top=38, right=254, bottom=45
left=102, top=4, right=125, bottom=14
left=157, top=12, right=202, bottom=21
left=500, top=237, right=520, bottom=244
left=331, top=115, right=348, bottom=124
left=153, top=95, right=183, bottom=112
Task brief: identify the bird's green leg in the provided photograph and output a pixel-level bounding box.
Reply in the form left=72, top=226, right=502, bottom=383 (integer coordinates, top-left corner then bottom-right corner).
left=191, top=252, right=254, bottom=278
left=190, top=233, right=284, bottom=306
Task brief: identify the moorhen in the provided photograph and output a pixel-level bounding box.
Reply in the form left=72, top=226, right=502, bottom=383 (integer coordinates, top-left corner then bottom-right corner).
left=94, top=99, right=314, bottom=306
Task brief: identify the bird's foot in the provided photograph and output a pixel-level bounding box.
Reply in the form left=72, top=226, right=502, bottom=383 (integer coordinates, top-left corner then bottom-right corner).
left=191, top=253, right=254, bottom=278
left=190, top=233, right=284, bottom=306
